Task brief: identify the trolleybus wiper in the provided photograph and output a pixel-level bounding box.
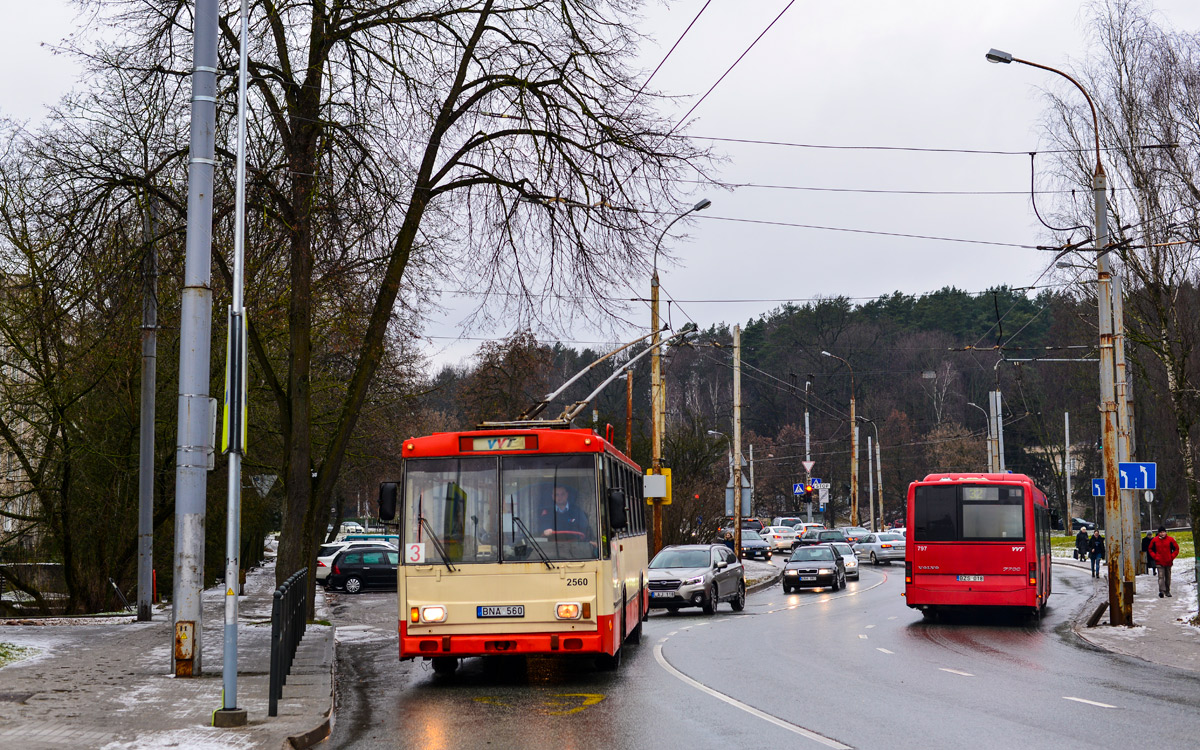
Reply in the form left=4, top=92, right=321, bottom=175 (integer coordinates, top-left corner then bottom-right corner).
left=418, top=515, right=457, bottom=572
left=511, top=513, right=556, bottom=570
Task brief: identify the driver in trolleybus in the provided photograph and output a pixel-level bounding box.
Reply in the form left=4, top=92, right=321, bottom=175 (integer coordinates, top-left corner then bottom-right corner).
left=539, top=485, right=593, bottom=540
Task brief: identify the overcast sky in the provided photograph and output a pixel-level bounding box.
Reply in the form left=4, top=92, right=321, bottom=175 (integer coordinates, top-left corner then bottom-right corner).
left=5, top=1, right=1200, bottom=371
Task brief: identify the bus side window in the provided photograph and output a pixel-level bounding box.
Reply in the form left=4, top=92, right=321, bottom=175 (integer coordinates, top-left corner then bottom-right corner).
left=634, top=471, right=645, bottom=533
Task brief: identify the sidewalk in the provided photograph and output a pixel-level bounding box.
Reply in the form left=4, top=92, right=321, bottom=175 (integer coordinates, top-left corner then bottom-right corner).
left=0, top=557, right=334, bottom=750
left=1057, top=552, right=1200, bottom=673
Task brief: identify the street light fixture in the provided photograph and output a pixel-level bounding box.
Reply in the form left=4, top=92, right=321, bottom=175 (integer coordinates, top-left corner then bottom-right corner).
left=650, top=198, right=712, bottom=556
left=986, top=47, right=1133, bottom=625
left=821, top=351, right=858, bottom=525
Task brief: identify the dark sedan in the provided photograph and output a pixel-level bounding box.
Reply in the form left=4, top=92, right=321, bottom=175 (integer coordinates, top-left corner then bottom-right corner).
left=782, top=544, right=846, bottom=592
left=326, top=546, right=399, bottom=593
left=738, top=530, right=772, bottom=560
left=793, top=529, right=849, bottom=549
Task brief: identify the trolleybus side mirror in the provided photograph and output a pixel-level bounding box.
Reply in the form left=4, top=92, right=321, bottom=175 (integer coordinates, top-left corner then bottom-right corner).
left=378, top=482, right=398, bottom=522
left=608, top=488, right=628, bottom=530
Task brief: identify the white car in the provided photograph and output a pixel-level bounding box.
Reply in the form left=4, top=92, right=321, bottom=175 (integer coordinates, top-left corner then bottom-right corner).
left=762, top=526, right=798, bottom=551
left=316, top=540, right=396, bottom=583
left=830, top=541, right=860, bottom=581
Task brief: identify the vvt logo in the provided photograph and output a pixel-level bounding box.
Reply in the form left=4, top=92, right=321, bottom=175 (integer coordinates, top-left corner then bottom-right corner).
left=1012, top=546, right=1025, bottom=552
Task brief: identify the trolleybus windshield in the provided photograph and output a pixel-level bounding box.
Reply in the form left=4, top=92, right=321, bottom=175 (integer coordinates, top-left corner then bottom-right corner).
left=913, top=484, right=1025, bottom=542
left=403, top=454, right=600, bottom=564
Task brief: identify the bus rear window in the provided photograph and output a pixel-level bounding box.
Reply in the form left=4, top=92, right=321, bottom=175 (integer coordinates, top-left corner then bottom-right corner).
left=914, top=485, right=957, bottom=541
left=962, top=486, right=1024, bottom=539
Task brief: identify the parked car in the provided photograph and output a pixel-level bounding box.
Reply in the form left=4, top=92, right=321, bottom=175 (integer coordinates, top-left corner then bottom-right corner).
left=342, top=533, right=400, bottom=546
left=837, top=526, right=870, bottom=544
left=1070, top=517, right=1096, bottom=532
left=719, top=517, right=765, bottom=533
left=326, top=545, right=400, bottom=593
left=737, top=530, right=772, bottom=560
left=853, top=532, right=906, bottom=565
left=772, top=516, right=805, bottom=528
left=794, top=528, right=849, bottom=548
left=317, top=540, right=398, bottom=585
left=648, top=544, right=746, bottom=614
left=339, top=521, right=365, bottom=534
left=762, top=526, right=798, bottom=551
left=782, top=544, right=846, bottom=592
left=830, top=541, right=860, bottom=581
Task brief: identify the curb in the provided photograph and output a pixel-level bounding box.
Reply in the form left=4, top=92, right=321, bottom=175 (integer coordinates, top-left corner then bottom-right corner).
left=747, top=569, right=782, bottom=594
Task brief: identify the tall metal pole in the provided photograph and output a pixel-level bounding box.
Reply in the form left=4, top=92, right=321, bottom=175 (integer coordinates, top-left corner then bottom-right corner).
left=969, top=401, right=991, bottom=471
left=867, top=434, right=874, bottom=532
left=1112, top=276, right=1138, bottom=585
left=733, top=325, right=742, bottom=559
left=988, top=390, right=1004, bottom=472
left=875, top=437, right=883, bottom=528
left=1064, top=412, right=1073, bottom=532
left=173, top=0, right=219, bottom=677
left=804, top=381, right=812, bottom=525
left=218, top=0, right=251, bottom=721
left=625, top=372, right=633, bottom=456
left=137, top=193, right=158, bottom=622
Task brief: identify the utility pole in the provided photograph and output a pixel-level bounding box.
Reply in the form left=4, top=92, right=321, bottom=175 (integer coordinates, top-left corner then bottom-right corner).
left=138, top=193, right=158, bottom=622
left=625, top=372, right=633, bottom=456
left=988, top=390, right=1005, bottom=472
left=821, top=352, right=857, bottom=525
left=733, top=325, right=743, bottom=559
left=173, top=0, right=219, bottom=677
left=867, top=434, right=874, bottom=531
left=875, top=438, right=883, bottom=527
left=1112, top=276, right=1138, bottom=587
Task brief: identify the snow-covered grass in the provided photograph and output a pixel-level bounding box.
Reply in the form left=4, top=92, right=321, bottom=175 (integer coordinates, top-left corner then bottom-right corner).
left=0, top=641, right=40, bottom=668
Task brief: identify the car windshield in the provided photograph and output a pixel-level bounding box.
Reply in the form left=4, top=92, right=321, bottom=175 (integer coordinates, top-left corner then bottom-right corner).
left=742, top=531, right=763, bottom=541
left=791, top=547, right=835, bottom=561
left=650, top=549, right=711, bottom=569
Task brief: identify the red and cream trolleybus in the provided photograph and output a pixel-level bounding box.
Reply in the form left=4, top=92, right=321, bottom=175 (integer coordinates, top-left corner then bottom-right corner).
left=904, top=472, right=1052, bottom=619
left=377, top=425, right=649, bottom=674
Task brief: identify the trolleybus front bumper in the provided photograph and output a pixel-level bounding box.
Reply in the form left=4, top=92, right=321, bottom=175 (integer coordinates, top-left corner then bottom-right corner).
left=398, top=615, right=617, bottom=659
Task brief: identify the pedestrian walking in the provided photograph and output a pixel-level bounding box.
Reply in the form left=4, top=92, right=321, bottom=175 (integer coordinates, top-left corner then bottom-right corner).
left=1147, top=526, right=1180, bottom=597
left=1088, top=530, right=1105, bottom=578
left=1141, top=530, right=1157, bottom=576
left=1075, top=528, right=1090, bottom=561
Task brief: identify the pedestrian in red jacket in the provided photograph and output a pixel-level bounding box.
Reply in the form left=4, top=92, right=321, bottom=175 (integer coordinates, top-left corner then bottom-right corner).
left=1147, top=527, right=1180, bottom=598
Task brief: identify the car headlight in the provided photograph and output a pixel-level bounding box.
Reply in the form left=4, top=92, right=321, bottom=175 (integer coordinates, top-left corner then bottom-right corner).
left=818, top=569, right=832, bottom=575
left=682, top=575, right=705, bottom=585
left=785, top=570, right=799, bottom=576
left=846, top=559, right=858, bottom=567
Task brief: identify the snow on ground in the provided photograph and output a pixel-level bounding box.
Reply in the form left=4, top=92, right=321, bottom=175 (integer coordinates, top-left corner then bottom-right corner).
left=333, top=624, right=381, bottom=644
left=100, top=728, right=257, bottom=750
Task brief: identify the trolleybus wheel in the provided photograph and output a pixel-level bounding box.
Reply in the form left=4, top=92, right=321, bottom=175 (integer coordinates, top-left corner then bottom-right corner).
left=730, top=581, right=746, bottom=612
left=431, top=657, right=458, bottom=675
left=921, top=607, right=939, bottom=621
left=343, top=576, right=363, bottom=594
left=628, top=587, right=643, bottom=644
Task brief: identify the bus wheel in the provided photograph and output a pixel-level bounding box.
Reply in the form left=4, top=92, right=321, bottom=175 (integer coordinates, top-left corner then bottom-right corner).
left=730, top=581, right=746, bottom=612
left=921, top=607, right=939, bottom=621
left=431, top=657, right=458, bottom=675
left=596, top=648, right=621, bottom=671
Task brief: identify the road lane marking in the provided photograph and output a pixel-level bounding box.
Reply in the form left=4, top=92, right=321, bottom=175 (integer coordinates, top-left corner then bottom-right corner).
left=865, top=624, right=875, bottom=629
left=887, top=616, right=897, bottom=620
left=877, top=648, right=894, bottom=654
left=858, top=634, right=868, bottom=639
left=939, top=668, right=974, bottom=677
left=654, top=645, right=852, bottom=749
left=1063, top=696, right=1117, bottom=709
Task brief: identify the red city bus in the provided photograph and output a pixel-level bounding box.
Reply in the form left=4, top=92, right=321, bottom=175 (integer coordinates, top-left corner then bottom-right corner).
left=378, top=426, right=649, bottom=674
left=904, top=473, right=1052, bottom=619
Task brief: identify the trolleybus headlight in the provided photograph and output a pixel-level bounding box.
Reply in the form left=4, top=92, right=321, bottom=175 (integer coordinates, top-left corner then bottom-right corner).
left=421, top=605, right=447, bottom=623
left=555, top=603, right=582, bottom=620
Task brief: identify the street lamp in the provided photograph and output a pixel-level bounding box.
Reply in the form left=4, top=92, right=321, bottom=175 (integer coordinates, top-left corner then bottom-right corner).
left=821, top=351, right=858, bottom=526
left=966, top=402, right=993, bottom=471
left=650, top=199, right=712, bottom=556
left=987, top=48, right=1133, bottom=625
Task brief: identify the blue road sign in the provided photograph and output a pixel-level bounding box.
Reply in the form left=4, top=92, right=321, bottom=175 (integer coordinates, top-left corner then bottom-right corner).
left=1119, top=462, right=1156, bottom=490
left=1092, top=478, right=1105, bottom=497
left=811, top=478, right=821, bottom=486
left=793, top=482, right=805, bottom=495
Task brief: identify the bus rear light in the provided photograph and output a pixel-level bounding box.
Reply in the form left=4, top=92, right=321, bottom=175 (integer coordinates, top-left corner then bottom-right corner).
left=556, top=603, right=582, bottom=620
left=582, top=603, right=591, bottom=619
left=563, top=638, right=583, bottom=650
left=422, top=605, right=447, bottom=623
left=418, top=640, right=438, bottom=652
left=905, top=561, right=913, bottom=584
left=410, top=607, right=420, bottom=623
left=1029, top=562, right=1037, bottom=587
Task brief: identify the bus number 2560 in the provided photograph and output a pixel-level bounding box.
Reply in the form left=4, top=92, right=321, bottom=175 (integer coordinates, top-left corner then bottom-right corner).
left=566, top=577, right=589, bottom=586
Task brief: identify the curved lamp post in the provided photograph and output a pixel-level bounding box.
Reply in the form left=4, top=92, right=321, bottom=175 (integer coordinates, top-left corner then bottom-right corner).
left=821, top=350, right=858, bottom=526
left=649, top=199, right=712, bottom=555
left=987, top=48, right=1132, bottom=625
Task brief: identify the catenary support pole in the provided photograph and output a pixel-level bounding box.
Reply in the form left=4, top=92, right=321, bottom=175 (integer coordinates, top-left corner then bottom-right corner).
left=805, top=381, right=812, bottom=524
left=867, top=435, right=874, bottom=531
left=733, top=325, right=742, bottom=559
left=173, top=0, right=219, bottom=677
left=1064, top=412, right=1072, bottom=531
left=138, top=194, right=158, bottom=622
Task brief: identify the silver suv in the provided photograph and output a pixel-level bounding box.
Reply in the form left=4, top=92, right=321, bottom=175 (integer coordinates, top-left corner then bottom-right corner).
left=647, top=544, right=746, bottom=614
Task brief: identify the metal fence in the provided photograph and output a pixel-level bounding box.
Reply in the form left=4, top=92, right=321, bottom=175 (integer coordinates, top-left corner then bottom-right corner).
left=268, top=567, right=308, bottom=717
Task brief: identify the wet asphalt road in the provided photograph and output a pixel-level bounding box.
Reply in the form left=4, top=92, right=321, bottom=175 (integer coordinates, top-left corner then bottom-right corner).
left=321, top=560, right=1200, bottom=749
